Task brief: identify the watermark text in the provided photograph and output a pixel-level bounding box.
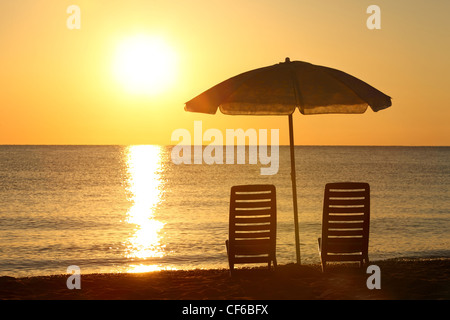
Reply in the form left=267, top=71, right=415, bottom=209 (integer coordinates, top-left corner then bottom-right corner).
left=171, top=121, right=279, bottom=175
left=66, top=265, right=81, bottom=289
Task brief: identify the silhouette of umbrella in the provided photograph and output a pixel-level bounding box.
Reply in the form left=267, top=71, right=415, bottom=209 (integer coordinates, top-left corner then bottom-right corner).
left=185, top=58, right=392, bottom=264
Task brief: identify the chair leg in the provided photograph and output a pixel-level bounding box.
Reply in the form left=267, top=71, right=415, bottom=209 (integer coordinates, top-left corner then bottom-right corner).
left=267, top=260, right=276, bottom=271
left=318, top=238, right=326, bottom=272
left=229, top=264, right=234, bottom=276
left=362, top=255, right=369, bottom=269
left=268, top=253, right=277, bottom=271
left=225, top=240, right=236, bottom=276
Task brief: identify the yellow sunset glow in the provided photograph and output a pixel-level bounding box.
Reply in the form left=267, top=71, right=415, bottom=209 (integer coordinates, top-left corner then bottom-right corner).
left=113, top=35, right=177, bottom=95
left=0, top=1, right=449, bottom=146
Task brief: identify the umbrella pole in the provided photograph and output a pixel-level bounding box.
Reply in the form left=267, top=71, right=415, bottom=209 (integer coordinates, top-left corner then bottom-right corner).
left=288, top=114, right=301, bottom=264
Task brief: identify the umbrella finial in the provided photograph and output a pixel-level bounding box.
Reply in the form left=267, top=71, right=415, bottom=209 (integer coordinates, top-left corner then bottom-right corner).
left=285, top=57, right=291, bottom=63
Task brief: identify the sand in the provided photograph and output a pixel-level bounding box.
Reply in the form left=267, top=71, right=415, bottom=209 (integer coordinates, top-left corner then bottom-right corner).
left=0, top=258, right=448, bottom=300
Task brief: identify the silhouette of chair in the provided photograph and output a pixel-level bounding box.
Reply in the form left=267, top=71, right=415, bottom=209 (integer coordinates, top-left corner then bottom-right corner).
left=225, top=184, right=277, bottom=274
left=318, top=182, right=370, bottom=272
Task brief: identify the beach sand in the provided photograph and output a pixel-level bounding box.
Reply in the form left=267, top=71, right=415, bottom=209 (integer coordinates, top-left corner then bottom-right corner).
left=0, top=258, right=448, bottom=300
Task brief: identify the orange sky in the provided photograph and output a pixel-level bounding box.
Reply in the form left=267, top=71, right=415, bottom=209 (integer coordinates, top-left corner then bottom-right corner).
left=0, top=0, right=449, bottom=146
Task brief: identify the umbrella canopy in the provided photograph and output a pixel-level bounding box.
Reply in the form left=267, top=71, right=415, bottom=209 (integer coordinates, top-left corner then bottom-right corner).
left=185, top=58, right=392, bottom=264
left=186, top=58, right=391, bottom=115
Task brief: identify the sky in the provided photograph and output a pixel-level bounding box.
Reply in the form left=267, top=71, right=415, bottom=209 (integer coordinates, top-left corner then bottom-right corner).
left=0, top=0, right=449, bottom=146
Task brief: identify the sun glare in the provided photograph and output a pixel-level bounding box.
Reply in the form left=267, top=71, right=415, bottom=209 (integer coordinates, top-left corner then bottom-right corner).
left=124, top=145, right=166, bottom=269
left=113, top=35, right=177, bottom=95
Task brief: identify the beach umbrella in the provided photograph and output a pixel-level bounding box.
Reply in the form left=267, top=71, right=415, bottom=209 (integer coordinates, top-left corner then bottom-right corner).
left=184, top=58, right=392, bottom=264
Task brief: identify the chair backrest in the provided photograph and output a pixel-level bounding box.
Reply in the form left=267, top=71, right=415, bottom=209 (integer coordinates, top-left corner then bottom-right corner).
left=228, top=184, right=276, bottom=263
left=321, top=182, right=370, bottom=261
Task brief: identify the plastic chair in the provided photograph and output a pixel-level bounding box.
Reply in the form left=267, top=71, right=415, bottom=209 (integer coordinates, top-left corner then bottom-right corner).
left=225, top=184, right=277, bottom=274
left=318, top=182, right=370, bottom=272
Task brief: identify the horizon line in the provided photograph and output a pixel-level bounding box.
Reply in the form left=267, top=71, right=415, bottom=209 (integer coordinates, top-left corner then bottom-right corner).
left=0, top=144, right=448, bottom=147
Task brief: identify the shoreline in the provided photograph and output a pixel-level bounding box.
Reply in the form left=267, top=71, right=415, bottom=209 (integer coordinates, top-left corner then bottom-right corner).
left=1, top=258, right=449, bottom=300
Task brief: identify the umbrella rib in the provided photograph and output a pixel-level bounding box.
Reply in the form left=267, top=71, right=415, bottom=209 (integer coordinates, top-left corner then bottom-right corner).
left=318, top=66, right=391, bottom=110
left=218, top=65, right=278, bottom=111
left=288, top=64, right=304, bottom=113
left=320, top=67, right=370, bottom=107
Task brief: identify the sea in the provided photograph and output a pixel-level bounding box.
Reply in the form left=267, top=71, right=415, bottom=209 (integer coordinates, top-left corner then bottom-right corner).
left=0, top=145, right=449, bottom=277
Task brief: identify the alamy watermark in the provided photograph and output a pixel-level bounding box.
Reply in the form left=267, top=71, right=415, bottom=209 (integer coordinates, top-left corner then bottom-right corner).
left=171, top=121, right=279, bottom=175
left=367, top=5, right=381, bottom=30
left=366, top=265, right=381, bottom=289
left=66, top=5, right=380, bottom=31
left=66, top=5, right=81, bottom=30
left=66, top=265, right=81, bottom=289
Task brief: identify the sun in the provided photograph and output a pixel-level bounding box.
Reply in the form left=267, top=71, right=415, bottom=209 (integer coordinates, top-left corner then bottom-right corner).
left=113, top=35, right=177, bottom=95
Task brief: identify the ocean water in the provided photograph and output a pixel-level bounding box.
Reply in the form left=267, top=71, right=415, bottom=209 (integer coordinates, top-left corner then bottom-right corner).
left=0, top=145, right=449, bottom=277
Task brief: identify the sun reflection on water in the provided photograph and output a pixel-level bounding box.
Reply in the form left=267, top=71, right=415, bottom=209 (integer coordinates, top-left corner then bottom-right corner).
left=124, top=145, right=167, bottom=272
